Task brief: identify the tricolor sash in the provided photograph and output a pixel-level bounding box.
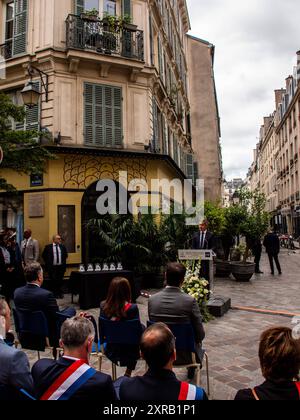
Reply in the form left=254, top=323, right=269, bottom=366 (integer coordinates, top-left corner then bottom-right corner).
left=41, top=359, right=96, bottom=401
left=296, top=382, right=300, bottom=398
left=178, top=382, right=204, bottom=401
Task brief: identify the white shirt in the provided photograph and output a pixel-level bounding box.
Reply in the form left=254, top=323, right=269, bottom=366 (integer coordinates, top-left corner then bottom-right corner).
left=63, top=356, right=80, bottom=361
left=53, top=243, right=62, bottom=266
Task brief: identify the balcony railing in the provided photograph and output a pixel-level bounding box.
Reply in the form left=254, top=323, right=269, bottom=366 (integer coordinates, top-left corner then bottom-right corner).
left=0, top=41, right=12, bottom=60
left=66, top=15, right=144, bottom=62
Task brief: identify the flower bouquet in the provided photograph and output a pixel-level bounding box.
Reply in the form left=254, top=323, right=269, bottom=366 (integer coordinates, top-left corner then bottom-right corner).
left=181, top=260, right=213, bottom=322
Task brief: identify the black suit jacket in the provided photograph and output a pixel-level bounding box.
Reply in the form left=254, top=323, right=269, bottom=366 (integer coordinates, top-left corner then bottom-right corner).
left=148, top=287, right=205, bottom=343
left=42, top=244, right=68, bottom=271
left=32, top=357, right=117, bottom=401
left=263, top=233, right=280, bottom=255
left=235, top=380, right=300, bottom=401
left=14, top=284, right=59, bottom=343
left=192, top=231, right=215, bottom=250
left=120, top=369, right=208, bottom=401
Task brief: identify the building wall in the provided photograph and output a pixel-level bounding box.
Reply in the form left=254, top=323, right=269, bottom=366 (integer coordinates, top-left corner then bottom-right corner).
left=186, top=35, right=222, bottom=203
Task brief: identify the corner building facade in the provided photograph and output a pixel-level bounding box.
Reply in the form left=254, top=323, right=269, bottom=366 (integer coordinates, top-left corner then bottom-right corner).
left=0, top=0, right=199, bottom=266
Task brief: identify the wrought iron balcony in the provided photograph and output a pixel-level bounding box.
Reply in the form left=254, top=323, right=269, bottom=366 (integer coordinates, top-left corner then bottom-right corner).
left=0, top=41, right=12, bottom=60
left=66, top=15, right=144, bottom=62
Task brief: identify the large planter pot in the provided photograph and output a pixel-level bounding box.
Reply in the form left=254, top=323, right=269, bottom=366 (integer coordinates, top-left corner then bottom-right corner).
left=231, top=262, right=255, bottom=282
left=215, top=260, right=232, bottom=278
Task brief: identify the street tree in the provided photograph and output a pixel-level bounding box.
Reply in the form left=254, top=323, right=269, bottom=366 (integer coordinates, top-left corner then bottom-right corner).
left=0, top=92, right=54, bottom=191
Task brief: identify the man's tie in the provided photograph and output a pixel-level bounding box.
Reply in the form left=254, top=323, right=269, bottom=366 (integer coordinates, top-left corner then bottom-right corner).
left=56, top=244, right=60, bottom=265
left=200, top=232, right=204, bottom=249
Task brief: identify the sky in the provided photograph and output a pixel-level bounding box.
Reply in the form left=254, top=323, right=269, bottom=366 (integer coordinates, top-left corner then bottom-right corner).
left=186, top=0, right=300, bottom=180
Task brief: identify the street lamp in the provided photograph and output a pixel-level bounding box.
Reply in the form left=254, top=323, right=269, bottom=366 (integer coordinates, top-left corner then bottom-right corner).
left=21, top=65, right=49, bottom=108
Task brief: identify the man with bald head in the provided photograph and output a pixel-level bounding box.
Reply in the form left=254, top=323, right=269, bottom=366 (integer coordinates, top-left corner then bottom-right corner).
left=42, top=235, right=68, bottom=299
left=21, top=229, right=39, bottom=266
left=119, top=323, right=207, bottom=401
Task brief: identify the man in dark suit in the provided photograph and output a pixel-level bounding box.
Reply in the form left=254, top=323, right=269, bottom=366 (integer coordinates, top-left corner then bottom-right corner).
left=14, top=263, right=75, bottom=347
left=32, top=316, right=117, bottom=401
left=148, top=263, right=205, bottom=379
left=42, top=234, right=68, bottom=299
left=192, top=220, right=215, bottom=280
left=119, top=323, right=207, bottom=401
left=0, top=297, right=35, bottom=399
left=263, top=230, right=282, bottom=275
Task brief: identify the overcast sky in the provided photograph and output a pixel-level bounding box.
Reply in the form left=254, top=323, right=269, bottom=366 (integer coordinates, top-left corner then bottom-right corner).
left=186, top=0, right=300, bottom=180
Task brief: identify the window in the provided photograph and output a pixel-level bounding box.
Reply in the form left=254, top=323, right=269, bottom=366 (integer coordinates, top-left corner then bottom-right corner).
left=84, top=83, right=123, bottom=148
left=3, top=0, right=28, bottom=57
left=5, top=2, right=14, bottom=48
left=104, top=0, right=116, bottom=15
left=76, top=0, right=120, bottom=16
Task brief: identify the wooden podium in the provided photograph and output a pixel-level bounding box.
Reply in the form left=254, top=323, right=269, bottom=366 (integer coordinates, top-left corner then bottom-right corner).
left=178, top=249, right=215, bottom=291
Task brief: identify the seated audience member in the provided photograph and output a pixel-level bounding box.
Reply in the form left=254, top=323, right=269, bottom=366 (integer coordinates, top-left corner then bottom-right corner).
left=14, top=263, right=75, bottom=347
left=0, top=297, right=35, bottom=399
left=235, top=327, right=300, bottom=400
left=148, top=262, right=205, bottom=378
left=32, top=316, right=117, bottom=401
left=120, top=323, right=208, bottom=401
left=100, top=277, right=144, bottom=377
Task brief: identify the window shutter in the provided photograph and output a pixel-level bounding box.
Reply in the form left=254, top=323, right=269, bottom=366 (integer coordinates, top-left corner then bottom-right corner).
left=113, top=87, right=122, bottom=146
left=152, top=99, right=159, bottom=151
left=193, top=161, right=199, bottom=186
left=84, top=83, right=122, bottom=148
left=84, top=83, right=95, bottom=146
left=13, top=0, right=28, bottom=56
left=122, top=0, right=131, bottom=17
left=75, top=0, right=85, bottom=15
left=186, top=153, right=194, bottom=179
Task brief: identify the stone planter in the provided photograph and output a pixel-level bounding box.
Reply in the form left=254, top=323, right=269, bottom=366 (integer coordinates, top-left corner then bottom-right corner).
left=215, top=260, right=232, bottom=278
left=231, top=262, right=255, bottom=282
left=80, top=13, right=99, bottom=21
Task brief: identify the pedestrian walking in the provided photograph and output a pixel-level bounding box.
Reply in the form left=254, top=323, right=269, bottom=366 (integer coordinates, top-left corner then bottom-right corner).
left=263, top=230, right=282, bottom=275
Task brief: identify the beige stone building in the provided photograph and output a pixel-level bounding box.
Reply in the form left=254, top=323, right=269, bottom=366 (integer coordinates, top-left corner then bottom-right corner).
left=259, top=113, right=278, bottom=221
left=248, top=50, right=300, bottom=235
left=186, top=35, right=222, bottom=203
left=275, top=58, right=300, bottom=235
left=0, top=0, right=195, bottom=264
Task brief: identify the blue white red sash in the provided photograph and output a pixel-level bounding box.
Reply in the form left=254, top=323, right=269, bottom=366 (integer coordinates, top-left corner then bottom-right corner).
left=178, top=382, right=204, bottom=400
left=296, top=382, right=300, bottom=398
left=41, top=359, right=96, bottom=401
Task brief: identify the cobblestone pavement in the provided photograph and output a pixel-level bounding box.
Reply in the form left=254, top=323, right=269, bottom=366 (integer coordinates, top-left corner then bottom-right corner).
left=14, top=250, right=299, bottom=400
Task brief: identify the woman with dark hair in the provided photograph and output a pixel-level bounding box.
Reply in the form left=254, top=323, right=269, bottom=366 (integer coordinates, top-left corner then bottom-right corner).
left=100, top=277, right=144, bottom=377
left=235, top=327, right=300, bottom=400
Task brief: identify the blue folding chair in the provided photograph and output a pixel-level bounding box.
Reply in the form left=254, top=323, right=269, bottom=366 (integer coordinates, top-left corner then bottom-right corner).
left=99, top=317, right=143, bottom=380
left=147, top=321, right=210, bottom=394
left=13, top=308, right=50, bottom=360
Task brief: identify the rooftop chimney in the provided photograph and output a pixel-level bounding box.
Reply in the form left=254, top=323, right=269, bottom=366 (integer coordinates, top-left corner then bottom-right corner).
left=275, top=89, right=286, bottom=108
